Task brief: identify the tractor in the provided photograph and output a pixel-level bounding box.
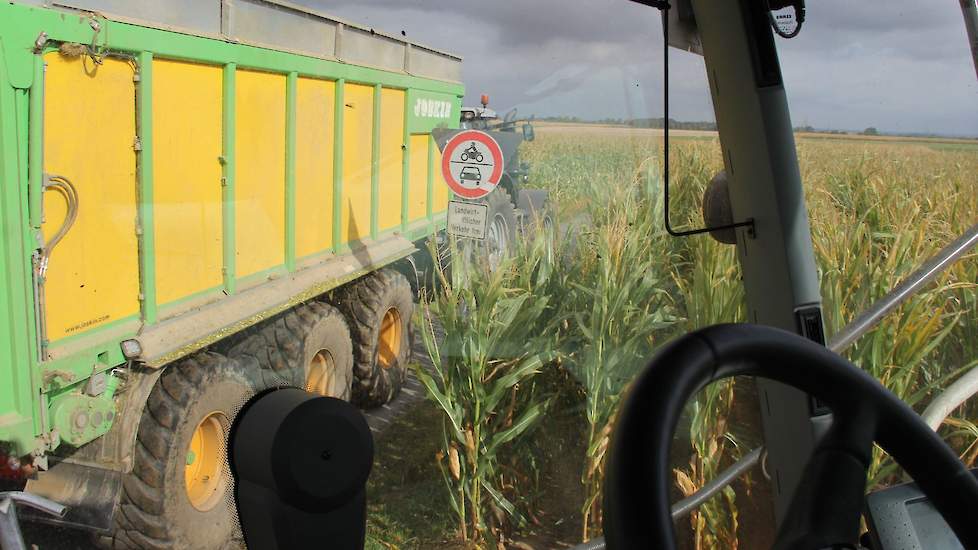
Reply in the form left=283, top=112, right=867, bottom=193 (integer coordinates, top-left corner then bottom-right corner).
left=435, top=94, right=551, bottom=270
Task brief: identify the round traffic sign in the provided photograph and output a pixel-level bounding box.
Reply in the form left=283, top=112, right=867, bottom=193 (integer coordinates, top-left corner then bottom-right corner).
left=441, top=130, right=505, bottom=199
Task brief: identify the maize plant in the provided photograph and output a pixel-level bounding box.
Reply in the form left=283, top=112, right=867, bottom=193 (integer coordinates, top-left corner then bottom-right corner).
left=807, top=144, right=978, bottom=488
left=561, top=172, right=680, bottom=541
left=416, top=238, right=557, bottom=547
left=667, top=215, right=747, bottom=549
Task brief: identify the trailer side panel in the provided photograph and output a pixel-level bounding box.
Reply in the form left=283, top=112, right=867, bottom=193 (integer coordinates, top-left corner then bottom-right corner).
left=295, top=78, right=336, bottom=259
left=153, top=60, right=224, bottom=307
left=41, top=54, right=140, bottom=342
left=0, top=1, right=463, bottom=457
left=235, top=70, right=287, bottom=280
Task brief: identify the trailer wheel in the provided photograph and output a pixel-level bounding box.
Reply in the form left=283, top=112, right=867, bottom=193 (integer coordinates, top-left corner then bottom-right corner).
left=111, top=352, right=253, bottom=550
left=225, top=302, right=354, bottom=400
left=298, top=303, right=355, bottom=400
left=333, top=268, right=415, bottom=408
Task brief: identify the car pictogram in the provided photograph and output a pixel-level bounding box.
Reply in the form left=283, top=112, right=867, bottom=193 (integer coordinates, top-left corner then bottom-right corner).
left=460, top=166, right=482, bottom=184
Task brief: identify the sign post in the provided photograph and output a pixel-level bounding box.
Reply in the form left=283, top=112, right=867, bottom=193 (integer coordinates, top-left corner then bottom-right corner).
left=441, top=130, right=505, bottom=239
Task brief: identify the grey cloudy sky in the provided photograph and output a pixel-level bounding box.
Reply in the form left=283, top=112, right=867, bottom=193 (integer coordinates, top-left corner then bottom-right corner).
left=304, top=1, right=977, bottom=137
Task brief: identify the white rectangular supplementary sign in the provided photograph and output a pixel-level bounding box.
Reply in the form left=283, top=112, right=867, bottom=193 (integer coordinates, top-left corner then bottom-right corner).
left=447, top=200, right=489, bottom=240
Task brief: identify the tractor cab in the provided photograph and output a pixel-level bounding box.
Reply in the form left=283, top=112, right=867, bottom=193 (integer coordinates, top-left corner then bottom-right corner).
left=2, top=1, right=977, bottom=550
left=460, top=94, right=500, bottom=130
left=461, top=94, right=535, bottom=142
left=459, top=95, right=498, bottom=130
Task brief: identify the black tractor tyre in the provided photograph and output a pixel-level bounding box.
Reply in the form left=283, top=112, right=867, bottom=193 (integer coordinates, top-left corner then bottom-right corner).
left=480, top=187, right=518, bottom=269
left=521, top=199, right=555, bottom=238
left=332, top=268, right=415, bottom=408
left=107, top=352, right=255, bottom=550
left=224, top=302, right=354, bottom=400
left=413, top=234, right=452, bottom=298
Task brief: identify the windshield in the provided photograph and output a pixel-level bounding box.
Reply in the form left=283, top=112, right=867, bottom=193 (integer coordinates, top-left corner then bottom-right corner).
left=3, top=1, right=977, bottom=550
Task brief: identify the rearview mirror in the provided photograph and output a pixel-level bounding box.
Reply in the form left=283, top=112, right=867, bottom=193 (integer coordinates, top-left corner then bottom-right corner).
left=522, top=123, right=535, bottom=142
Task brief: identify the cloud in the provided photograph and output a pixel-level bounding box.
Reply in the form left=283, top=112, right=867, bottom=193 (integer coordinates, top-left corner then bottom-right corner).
left=313, top=0, right=654, bottom=49
left=301, top=0, right=977, bottom=136
left=777, top=0, right=977, bottom=134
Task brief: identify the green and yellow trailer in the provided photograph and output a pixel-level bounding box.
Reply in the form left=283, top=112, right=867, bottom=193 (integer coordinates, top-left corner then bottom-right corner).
left=0, top=0, right=462, bottom=545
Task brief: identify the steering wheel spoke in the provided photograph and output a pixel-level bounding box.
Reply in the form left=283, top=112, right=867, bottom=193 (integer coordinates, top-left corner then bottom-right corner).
left=773, top=414, right=874, bottom=549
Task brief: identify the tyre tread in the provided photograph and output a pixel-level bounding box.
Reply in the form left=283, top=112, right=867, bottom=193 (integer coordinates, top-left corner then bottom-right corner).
left=111, top=352, right=224, bottom=548
left=332, top=268, right=414, bottom=408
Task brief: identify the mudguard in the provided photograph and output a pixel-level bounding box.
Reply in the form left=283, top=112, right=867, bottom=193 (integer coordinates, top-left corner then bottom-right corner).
left=23, top=367, right=164, bottom=531
left=515, top=188, right=550, bottom=218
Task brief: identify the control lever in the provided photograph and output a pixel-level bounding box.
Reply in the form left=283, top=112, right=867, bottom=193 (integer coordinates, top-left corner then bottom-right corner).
left=232, top=388, right=373, bottom=550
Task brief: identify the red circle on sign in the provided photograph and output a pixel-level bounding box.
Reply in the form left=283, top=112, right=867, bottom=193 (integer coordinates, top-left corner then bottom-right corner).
left=441, top=130, right=505, bottom=199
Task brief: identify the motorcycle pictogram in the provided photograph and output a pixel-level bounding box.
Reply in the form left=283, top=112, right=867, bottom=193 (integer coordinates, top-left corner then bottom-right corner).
left=459, top=142, right=484, bottom=163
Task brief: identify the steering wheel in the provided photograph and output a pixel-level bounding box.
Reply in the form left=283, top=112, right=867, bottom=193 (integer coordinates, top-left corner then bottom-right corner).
left=602, top=324, right=978, bottom=549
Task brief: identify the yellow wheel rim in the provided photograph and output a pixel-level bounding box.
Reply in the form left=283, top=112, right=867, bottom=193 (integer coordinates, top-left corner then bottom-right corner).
left=306, top=349, right=336, bottom=396
left=184, top=411, right=228, bottom=511
left=377, top=307, right=402, bottom=370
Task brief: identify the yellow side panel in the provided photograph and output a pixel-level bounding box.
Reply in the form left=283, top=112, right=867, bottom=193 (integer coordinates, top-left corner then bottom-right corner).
left=153, top=60, right=223, bottom=305
left=295, top=78, right=335, bottom=258
left=236, top=70, right=286, bottom=277
left=341, top=84, right=374, bottom=243
left=431, top=137, right=450, bottom=215
left=42, top=54, right=139, bottom=341
left=378, top=89, right=405, bottom=232
left=408, top=134, right=430, bottom=222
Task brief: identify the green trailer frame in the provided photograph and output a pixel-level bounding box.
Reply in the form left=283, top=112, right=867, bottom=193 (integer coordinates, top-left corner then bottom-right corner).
left=0, top=1, right=464, bottom=460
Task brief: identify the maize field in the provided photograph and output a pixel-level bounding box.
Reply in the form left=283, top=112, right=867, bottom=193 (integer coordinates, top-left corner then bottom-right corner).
left=367, top=128, right=978, bottom=549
